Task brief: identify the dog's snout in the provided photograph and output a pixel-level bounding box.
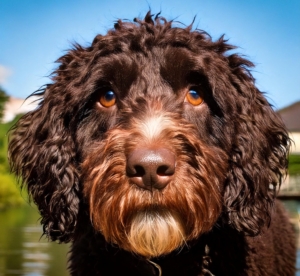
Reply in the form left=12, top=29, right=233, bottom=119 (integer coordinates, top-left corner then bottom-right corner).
left=126, top=148, right=175, bottom=190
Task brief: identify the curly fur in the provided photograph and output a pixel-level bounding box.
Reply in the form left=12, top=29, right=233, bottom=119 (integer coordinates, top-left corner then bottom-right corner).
left=8, top=12, right=296, bottom=275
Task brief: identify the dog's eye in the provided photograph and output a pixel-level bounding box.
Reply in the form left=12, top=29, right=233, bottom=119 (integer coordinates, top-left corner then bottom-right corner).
left=185, top=89, right=203, bottom=106
left=99, top=90, right=116, bottom=108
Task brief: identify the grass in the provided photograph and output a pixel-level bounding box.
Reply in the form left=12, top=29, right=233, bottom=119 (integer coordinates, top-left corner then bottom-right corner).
left=289, top=154, right=300, bottom=176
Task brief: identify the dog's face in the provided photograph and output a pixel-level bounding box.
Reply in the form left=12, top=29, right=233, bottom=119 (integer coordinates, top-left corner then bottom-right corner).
left=8, top=13, right=289, bottom=258
left=80, top=45, right=228, bottom=257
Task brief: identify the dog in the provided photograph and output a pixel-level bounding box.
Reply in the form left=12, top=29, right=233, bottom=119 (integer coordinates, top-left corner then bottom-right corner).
left=8, top=12, right=296, bottom=275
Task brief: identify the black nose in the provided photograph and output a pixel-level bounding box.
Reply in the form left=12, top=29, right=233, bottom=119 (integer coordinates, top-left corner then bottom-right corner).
left=126, top=148, right=176, bottom=190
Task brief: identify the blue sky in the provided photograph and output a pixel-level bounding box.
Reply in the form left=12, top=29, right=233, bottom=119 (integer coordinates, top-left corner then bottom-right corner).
left=1, top=0, right=299, bottom=110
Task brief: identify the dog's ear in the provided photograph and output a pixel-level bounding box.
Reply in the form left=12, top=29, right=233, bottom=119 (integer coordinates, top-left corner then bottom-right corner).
left=222, top=55, right=290, bottom=236
left=8, top=87, right=80, bottom=242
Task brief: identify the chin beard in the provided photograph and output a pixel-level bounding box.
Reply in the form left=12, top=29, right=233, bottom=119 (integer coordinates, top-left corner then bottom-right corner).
left=124, top=210, right=186, bottom=258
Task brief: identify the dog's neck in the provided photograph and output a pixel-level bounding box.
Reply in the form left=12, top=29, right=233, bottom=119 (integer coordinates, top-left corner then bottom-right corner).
left=146, top=244, right=214, bottom=276
left=70, top=222, right=248, bottom=275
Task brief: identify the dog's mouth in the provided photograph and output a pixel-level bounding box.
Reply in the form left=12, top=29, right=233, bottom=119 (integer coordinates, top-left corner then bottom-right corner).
left=124, top=209, right=186, bottom=258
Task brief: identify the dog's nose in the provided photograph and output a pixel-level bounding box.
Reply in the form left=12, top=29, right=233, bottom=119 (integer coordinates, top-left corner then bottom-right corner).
left=126, top=148, right=176, bottom=190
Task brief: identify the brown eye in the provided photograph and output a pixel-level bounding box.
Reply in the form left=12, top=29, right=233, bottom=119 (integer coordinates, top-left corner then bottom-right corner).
left=185, top=89, right=203, bottom=106
left=99, top=90, right=116, bottom=108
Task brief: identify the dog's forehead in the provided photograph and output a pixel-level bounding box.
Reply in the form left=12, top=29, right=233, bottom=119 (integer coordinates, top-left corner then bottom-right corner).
left=97, top=46, right=202, bottom=96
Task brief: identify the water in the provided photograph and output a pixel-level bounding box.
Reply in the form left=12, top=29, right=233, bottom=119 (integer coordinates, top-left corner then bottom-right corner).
left=0, top=204, right=68, bottom=276
left=0, top=201, right=299, bottom=275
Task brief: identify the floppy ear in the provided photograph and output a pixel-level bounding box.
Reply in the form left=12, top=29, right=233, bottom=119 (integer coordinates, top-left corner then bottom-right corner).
left=8, top=86, right=80, bottom=242
left=222, top=55, right=290, bottom=236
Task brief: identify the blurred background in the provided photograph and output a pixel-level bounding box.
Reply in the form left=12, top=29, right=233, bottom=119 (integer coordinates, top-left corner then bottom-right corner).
left=0, top=0, right=299, bottom=275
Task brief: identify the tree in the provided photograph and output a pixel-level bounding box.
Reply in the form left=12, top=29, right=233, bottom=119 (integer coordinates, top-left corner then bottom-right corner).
left=0, top=86, right=9, bottom=122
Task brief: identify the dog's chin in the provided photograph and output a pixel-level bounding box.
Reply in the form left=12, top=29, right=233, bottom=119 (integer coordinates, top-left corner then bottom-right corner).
left=123, top=210, right=186, bottom=258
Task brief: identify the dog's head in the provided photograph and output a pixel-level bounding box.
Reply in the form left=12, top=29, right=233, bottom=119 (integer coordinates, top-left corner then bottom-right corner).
left=8, top=13, right=290, bottom=258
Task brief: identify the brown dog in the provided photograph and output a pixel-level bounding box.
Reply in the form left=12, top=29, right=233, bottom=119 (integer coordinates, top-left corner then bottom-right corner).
left=9, top=12, right=296, bottom=275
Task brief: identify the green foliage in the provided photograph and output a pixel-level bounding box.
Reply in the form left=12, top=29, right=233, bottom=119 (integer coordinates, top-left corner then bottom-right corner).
left=0, top=113, right=26, bottom=209
left=0, top=173, right=24, bottom=209
left=0, top=86, right=9, bottom=122
left=289, top=154, right=300, bottom=175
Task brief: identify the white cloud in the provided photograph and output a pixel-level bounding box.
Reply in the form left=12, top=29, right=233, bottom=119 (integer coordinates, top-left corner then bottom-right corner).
left=0, top=65, right=12, bottom=85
